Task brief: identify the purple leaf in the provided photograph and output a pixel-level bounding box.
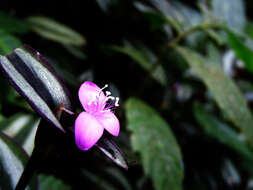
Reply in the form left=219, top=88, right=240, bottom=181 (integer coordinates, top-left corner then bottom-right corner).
left=0, top=45, right=74, bottom=132
left=96, top=136, right=128, bottom=170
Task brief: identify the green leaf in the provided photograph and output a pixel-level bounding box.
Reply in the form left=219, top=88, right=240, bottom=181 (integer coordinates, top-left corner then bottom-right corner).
left=0, top=132, right=37, bottom=190
left=0, top=113, right=39, bottom=154
left=126, top=98, right=183, bottom=190
left=149, top=1, right=203, bottom=31
left=0, top=11, right=29, bottom=34
left=26, top=16, right=86, bottom=46
left=0, top=113, right=39, bottom=155
left=176, top=46, right=253, bottom=147
left=0, top=30, right=22, bottom=55
left=104, top=167, right=132, bottom=190
left=134, top=2, right=171, bottom=31
left=82, top=170, right=117, bottom=190
left=227, top=30, right=253, bottom=74
left=96, top=0, right=119, bottom=12
left=212, top=0, right=246, bottom=33
left=39, top=174, right=70, bottom=190
left=194, top=103, right=253, bottom=161
left=110, top=42, right=167, bottom=86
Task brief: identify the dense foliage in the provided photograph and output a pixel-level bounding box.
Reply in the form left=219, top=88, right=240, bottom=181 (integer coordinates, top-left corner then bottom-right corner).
left=1, top=0, right=253, bottom=190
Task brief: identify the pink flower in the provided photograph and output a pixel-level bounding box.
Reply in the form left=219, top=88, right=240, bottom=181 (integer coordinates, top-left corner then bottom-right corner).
left=75, top=81, right=120, bottom=151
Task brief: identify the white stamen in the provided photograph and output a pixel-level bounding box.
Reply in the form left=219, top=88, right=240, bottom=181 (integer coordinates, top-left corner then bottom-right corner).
left=101, top=84, right=108, bottom=91
left=98, top=84, right=109, bottom=98
left=106, top=91, right=111, bottom=96
left=115, top=97, right=120, bottom=107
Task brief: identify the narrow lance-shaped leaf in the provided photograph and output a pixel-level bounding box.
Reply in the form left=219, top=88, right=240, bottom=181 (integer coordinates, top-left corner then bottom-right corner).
left=0, top=132, right=37, bottom=190
left=0, top=45, right=74, bottom=132
left=96, top=136, right=128, bottom=170
left=126, top=98, right=183, bottom=190
left=176, top=46, right=253, bottom=147
left=26, top=16, right=86, bottom=46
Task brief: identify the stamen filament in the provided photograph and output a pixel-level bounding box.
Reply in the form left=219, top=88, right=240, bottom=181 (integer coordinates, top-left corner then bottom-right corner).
left=115, top=97, right=120, bottom=107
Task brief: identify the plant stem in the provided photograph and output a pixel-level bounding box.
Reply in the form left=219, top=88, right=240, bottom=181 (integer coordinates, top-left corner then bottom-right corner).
left=168, top=22, right=222, bottom=48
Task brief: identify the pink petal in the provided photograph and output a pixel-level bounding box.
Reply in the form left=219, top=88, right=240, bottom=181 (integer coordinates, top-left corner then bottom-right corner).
left=78, top=81, right=105, bottom=111
left=75, top=112, right=104, bottom=151
left=97, top=112, right=120, bottom=136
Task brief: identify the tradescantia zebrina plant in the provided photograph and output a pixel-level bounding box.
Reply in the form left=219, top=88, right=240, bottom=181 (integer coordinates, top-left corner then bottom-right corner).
left=0, top=45, right=128, bottom=190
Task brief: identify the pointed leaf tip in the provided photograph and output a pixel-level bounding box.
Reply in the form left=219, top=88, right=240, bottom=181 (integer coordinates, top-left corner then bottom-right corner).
left=96, top=136, right=128, bottom=170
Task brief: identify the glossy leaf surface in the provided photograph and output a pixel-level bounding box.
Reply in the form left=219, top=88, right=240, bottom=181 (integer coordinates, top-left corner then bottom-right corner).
left=96, top=136, right=128, bottom=170
left=0, top=45, right=74, bottom=131
left=227, top=30, right=253, bottom=74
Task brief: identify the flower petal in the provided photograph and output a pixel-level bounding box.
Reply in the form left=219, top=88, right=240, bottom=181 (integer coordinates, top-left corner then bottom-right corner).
left=75, top=112, right=104, bottom=151
left=97, top=112, right=120, bottom=136
left=78, top=81, right=105, bottom=111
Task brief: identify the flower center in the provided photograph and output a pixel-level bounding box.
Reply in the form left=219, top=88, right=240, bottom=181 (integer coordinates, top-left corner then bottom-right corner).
left=87, top=84, right=119, bottom=115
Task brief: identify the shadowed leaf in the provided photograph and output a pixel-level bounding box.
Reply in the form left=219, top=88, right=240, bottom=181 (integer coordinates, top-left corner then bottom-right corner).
left=39, top=174, right=71, bottom=190
left=0, top=132, right=37, bottom=190
left=110, top=42, right=167, bottom=86
left=0, top=11, right=29, bottom=34
left=0, top=30, right=22, bottom=55
left=26, top=16, right=86, bottom=46
left=194, top=103, right=253, bottom=161
left=96, top=136, right=128, bottom=170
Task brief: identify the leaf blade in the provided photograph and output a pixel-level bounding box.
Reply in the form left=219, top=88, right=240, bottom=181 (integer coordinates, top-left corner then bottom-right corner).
left=96, top=136, right=128, bottom=170
left=0, top=46, right=74, bottom=132
left=0, top=132, right=37, bottom=190
left=126, top=98, right=183, bottom=190
left=110, top=43, right=167, bottom=86
left=176, top=46, right=253, bottom=146
left=194, top=103, right=253, bottom=161
left=26, top=16, right=86, bottom=46
left=227, top=30, right=253, bottom=74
